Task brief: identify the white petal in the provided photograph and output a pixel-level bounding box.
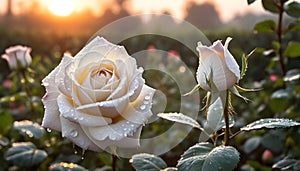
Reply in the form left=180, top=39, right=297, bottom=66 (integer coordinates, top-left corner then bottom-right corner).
left=59, top=116, right=102, bottom=152
left=57, top=95, right=112, bottom=127
left=76, top=96, right=128, bottom=118
left=54, top=55, right=74, bottom=97
left=41, top=92, right=61, bottom=131
left=41, top=56, right=73, bottom=131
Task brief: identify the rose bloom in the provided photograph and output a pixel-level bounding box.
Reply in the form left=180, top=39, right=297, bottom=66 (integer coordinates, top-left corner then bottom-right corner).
left=1, top=45, right=32, bottom=70
left=196, top=37, right=240, bottom=92
left=42, top=37, right=155, bottom=152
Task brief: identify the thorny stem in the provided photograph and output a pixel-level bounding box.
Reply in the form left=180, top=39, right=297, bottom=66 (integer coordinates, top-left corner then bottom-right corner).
left=20, top=71, right=36, bottom=120
left=223, top=91, right=230, bottom=146
left=277, top=0, right=287, bottom=79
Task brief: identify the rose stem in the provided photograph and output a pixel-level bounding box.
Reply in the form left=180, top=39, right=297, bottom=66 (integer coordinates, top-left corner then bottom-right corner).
left=112, top=154, right=117, bottom=171
left=223, top=91, right=230, bottom=146
left=20, top=70, right=36, bottom=120
left=277, top=0, right=287, bottom=83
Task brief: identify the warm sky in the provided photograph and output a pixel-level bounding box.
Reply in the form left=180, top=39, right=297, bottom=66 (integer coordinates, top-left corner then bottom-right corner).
left=0, top=0, right=268, bottom=22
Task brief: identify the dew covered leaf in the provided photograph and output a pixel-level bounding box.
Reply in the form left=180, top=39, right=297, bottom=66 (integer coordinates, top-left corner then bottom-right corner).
left=158, top=112, right=202, bottom=130
left=48, top=162, right=87, bottom=171
left=284, top=1, right=300, bottom=18
left=177, top=142, right=239, bottom=171
left=5, top=142, right=47, bottom=168
left=130, top=153, right=167, bottom=171
left=241, top=118, right=300, bottom=131
left=272, top=158, right=299, bottom=170
left=13, top=120, right=45, bottom=139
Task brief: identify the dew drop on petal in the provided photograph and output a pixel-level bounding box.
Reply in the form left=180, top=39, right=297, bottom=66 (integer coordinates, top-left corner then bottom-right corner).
left=70, top=130, right=78, bottom=137
left=144, top=95, right=151, bottom=100
left=46, top=128, right=52, bottom=133
left=140, top=105, right=146, bottom=111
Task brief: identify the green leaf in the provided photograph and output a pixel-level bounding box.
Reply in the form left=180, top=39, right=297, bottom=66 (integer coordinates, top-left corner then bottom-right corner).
left=247, top=0, right=256, bottom=5
left=206, top=95, right=224, bottom=132
left=254, top=20, right=276, bottom=33
left=183, top=84, right=201, bottom=96
left=48, top=162, right=87, bottom=171
left=240, top=49, right=255, bottom=80
left=0, top=112, right=14, bottom=134
left=284, top=1, right=300, bottom=18
left=130, top=153, right=167, bottom=171
left=284, top=42, right=300, bottom=58
left=177, top=142, right=240, bottom=171
left=5, top=142, right=47, bottom=168
left=161, top=167, right=178, bottom=171
left=272, top=158, right=298, bottom=170
left=284, top=69, right=300, bottom=82
left=230, top=86, right=251, bottom=102
left=262, top=130, right=286, bottom=153
left=269, top=89, right=290, bottom=112
left=243, top=137, right=261, bottom=154
left=157, top=113, right=202, bottom=130
left=13, top=120, right=45, bottom=139
left=262, top=0, right=279, bottom=13
left=241, top=118, right=300, bottom=131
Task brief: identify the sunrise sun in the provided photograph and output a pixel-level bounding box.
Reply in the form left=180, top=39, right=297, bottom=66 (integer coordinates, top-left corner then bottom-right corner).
left=48, top=0, right=75, bottom=16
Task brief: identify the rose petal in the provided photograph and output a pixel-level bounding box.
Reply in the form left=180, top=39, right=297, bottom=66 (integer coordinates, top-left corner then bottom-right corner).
left=120, top=84, right=155, bottom=124
left=55, top=55, right=74, bottom=97
left=84, top=85, right=154, bottom=141
left=76, top=96, right=128, bottom=118
left=59, top=116, right=102, bottom=152
left=41, top=56, right=73, bottom=131
left=57, top=95, right=112, bottom=127
left=101, top=126, right=143, bottom=149
left=223, top=38, right=240, bottom=82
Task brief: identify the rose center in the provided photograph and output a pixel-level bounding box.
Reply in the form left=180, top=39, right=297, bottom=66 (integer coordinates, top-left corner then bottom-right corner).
left=90, top=67, right=114, bottom=89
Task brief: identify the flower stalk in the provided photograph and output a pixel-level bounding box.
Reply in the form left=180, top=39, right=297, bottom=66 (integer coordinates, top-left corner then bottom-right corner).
left=223, top=91, right=230, bottom=146
left=19, top=70, right=36, bottom=120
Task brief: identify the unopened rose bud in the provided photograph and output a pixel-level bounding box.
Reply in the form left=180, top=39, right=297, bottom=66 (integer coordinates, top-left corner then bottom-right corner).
left=262, top=149, right=274, bottom=164
left=196, top=37, right=240, bottom=92
left=2, top=45, right=32, bottom=70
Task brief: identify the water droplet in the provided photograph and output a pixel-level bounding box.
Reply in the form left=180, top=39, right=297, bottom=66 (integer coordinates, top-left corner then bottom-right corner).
left=78, top=117, right=84, bottom=121
left=123, top=128, right=127, bottom=131
left=144, top=101, right=149, bottom=104
left=81, top=149, right=86, bottom=160
left=144, top=95, right=151, bottom=100
left=140, top=105, right=146, bottom=111
left=70, top=130, right=78, bottom=137
left=46, top=128, right=52, bottom=132
left=130, top=124, right=135, bottom=127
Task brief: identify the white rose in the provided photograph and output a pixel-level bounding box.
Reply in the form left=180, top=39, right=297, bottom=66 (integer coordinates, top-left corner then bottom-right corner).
left=1, top=45, right=32, bottom=70
left=42, top=37, right=155, bottom=152
left=196, top=37, right=240, bottom=92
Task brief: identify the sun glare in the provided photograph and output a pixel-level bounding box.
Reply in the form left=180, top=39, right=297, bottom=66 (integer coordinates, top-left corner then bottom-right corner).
left=48, top=0, right=74, bottom=17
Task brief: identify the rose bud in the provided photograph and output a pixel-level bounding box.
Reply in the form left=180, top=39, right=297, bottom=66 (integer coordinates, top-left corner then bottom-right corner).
left=196, top=37, right=240, bottom=92
left=2, top=45, right=32, bottom=70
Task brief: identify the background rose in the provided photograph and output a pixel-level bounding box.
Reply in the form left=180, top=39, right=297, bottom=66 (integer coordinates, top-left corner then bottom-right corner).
left=196, top=37, right=240, bottom=92
left=42, top=36, right=155, bottom=152
left=1, top=45, right=32, bottom=70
